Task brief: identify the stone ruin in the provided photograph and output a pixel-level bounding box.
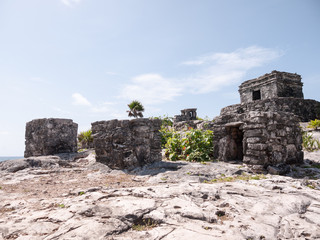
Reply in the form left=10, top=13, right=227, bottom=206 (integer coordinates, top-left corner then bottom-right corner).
left=24, top=118, right=78, bottom=158
left=239, top=71, right=304, bottom=103
left=91, top=118, right=162, bottom=169
left=174, top=108, right=197, bottom=122
left=23, top=71, right=320, bottom=172
left=212, top=70, right=320, bottom=171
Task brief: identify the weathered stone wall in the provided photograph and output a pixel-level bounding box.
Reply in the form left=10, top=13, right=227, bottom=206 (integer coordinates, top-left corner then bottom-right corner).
left=24, top=118, right=78, bottom=158
left=91, top=118, right=162, bottom=169
left=213, top=111, right=303, bottom=169
left=239, top=71, right=303, bottom=104
left=220, top=98, right=320, bottom=122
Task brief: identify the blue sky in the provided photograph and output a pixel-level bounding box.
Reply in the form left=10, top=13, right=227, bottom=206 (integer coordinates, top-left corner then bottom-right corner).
left=0, top=0, right=319, bottom=156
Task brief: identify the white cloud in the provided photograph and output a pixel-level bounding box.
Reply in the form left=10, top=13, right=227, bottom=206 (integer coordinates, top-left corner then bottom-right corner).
left=120, top=74, right=183, bottom=104
left=72, top=93, right=91, bottom=106
left=61, top=0, right=81, bottom=7
left=119, top=46, right=283, bottom=104
left=183, top=46, right=284, bottom=94
left=0, top=131, right=9, bottom=135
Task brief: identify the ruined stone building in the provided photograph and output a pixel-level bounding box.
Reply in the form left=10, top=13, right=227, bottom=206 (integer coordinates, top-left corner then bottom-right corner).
left=174, top=108, right=198, bottom=122
left=24, top=118, right=78, bottom=158
left=212, top=71, right=320, bottom=171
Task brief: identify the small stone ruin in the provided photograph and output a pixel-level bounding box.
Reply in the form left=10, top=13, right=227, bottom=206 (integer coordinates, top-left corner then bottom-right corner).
left=91, top=118, right=162, bottom=169
left=174, top=108, right=197, bottom=122
left=24, top=118, right=78, bottom=158
left=212, top=70, right=320, bottom=170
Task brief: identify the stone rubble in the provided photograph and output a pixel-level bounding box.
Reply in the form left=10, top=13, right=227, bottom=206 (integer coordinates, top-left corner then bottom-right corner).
left=1, top=150, right=320, bottom=240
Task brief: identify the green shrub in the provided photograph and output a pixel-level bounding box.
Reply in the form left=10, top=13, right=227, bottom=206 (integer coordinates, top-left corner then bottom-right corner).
left=156, top=115, right=174, bottom=147
left=307, top=119, right=320, bottom=130
left=164, top=128, right=214, bottom=162
left=302, top=131, right=320, bottom=152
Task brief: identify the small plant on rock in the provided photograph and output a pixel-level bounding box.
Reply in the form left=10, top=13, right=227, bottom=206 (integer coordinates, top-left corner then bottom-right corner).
left=302, top=131, right=320, bottom=152
left=132, top=218, right=158, bottom=231
left=307, top=119, right=320, bottom=130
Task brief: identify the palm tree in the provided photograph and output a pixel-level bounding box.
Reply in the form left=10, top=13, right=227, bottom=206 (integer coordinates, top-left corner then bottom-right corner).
left=127, top=100, right=145, bottom=118
left=77, top=129, right=93, bottom=149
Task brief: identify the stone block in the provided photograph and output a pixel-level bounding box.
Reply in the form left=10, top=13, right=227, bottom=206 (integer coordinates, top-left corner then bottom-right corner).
left=247, top=143, right=267, bottom=151
left=92, top=118, right=161, bottom=170
left=24, top=118, right=78, bottom=158
left=245, top=129, right=262, bottom=137
left=246, top=137, right=263, bottom=144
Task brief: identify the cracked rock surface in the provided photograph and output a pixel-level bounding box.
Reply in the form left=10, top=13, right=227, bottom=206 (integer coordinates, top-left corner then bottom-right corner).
left=1, top=150, right=320, bottom=240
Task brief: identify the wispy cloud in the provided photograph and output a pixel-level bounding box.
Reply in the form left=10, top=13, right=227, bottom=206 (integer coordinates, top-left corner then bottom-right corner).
left=119, top=46, right=283, bottom=104
left=119, top=74, right=183, bottom=104
left=183, top=46, right=284, bottom=94
left=72, top=93, right=91, bottom=106
left=61, top=0, right=81, bottom=7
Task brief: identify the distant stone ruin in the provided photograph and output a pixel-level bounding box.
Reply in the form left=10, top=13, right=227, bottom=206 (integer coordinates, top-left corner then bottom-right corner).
left=174, top=108, right=197, bottom=122
left=91, top=118, right=162, bottom=169
left=24, top=118, right=78, bottom=158
left=212, top=70, right=320, bottom=170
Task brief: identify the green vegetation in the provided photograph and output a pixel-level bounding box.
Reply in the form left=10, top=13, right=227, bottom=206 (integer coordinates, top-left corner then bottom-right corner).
left=203, top=173, right=266, bottom=183
left=302, top=131, right=320, bottom=152
left=307, top=119, right=320, bottom=130
left=163, top=128, right=214, bottom=162
left=307, top=184, right=315, bottom=189
left=132, top=218, right=158, bottom=231
left=127, top=100, right=144, bottom=118
left=157, top=115, right=214, bottom=162
left=77, top=129, right=93, bottom=149
left=78, top=191, right=85, bottom=196
left=196, top=116, right=212, bottom=121
left=156, top=115, right=174, bottom=147
left=57, top=204, right=66, bottom=208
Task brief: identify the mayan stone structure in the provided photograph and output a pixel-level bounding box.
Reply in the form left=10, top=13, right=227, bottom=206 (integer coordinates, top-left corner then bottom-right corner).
left=239, top=71, right=304, bottom=103
left=91, top=118, right=162, bottom=169
left=24, top=118, right=78, bottom=158
left=213, top=111, right=303, bottom=169
left=212, top=70, right=320, bottom=170
left=174, top=108, right=197, bottom=122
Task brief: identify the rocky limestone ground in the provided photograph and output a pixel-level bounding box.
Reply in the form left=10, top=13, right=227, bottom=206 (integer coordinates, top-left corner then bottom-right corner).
left=1, top=150, right=320, bottom=240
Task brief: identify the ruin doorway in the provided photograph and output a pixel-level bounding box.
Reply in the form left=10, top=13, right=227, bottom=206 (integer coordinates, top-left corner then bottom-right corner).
left=252, top=90, right=261, bottom=101
left=225, top=123, right=244, bottom=161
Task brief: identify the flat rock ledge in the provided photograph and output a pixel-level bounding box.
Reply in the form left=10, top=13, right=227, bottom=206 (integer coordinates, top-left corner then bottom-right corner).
left=1, top=150, right=320, bottom=240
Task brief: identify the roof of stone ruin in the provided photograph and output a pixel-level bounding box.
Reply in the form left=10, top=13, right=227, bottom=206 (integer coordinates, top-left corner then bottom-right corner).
left=239, top=70, right=302, bottom=90
left=181, top=108, right=197, bottom=111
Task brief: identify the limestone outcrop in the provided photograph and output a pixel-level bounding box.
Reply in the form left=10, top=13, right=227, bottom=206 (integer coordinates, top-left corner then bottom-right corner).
left=24, top=118, right=78, bottom=158
left=0, top=150, right=320, bottom=239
